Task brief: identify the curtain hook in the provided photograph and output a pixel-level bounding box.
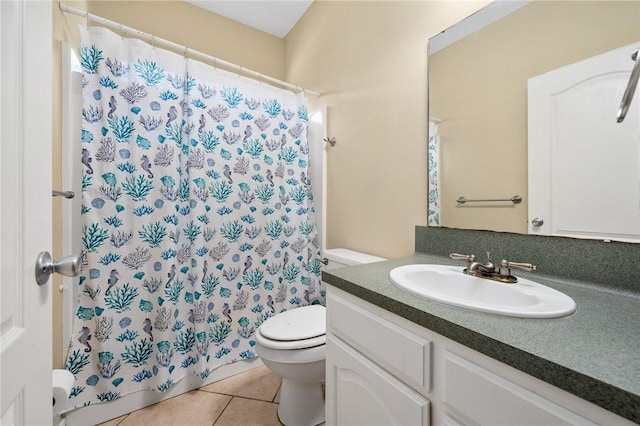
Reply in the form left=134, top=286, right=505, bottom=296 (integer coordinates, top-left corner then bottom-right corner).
left=184, top=46, right=189, bottom=59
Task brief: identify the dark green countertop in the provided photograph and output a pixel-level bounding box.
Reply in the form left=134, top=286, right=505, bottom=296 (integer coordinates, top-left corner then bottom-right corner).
left=323, top=253, right=640, bottom=424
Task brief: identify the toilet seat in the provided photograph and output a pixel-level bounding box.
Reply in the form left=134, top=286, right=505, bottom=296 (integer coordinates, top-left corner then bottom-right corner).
left=256, top=305, right=326, bottom=350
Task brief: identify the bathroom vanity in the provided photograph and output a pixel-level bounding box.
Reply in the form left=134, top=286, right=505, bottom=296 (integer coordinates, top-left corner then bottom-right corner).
left=323, top=227, right=640, bottom=425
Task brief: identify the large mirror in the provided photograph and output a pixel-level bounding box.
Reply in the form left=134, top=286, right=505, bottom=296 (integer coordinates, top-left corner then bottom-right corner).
left=427, top=0, right=640, bottom=237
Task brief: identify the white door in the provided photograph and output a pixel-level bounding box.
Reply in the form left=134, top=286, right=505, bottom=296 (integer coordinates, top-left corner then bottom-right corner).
left=1, top=1, right=53, bottom=425
left=528, top=41, right=640, bottom=241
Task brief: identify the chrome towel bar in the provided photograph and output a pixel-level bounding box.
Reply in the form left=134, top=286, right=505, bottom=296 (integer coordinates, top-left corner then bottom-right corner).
left=52, top=190, right=75, bottom=199
left=457, top=195, right=522, bottom=204
left=617, top=48, right=639, bottom=123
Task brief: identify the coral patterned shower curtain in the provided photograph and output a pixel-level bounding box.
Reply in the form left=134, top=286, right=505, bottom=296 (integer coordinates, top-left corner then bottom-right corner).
left=65, top=26, right=323, bottom=409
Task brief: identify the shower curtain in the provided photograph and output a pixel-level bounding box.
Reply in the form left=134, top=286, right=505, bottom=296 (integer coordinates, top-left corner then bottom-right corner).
left=428, top=121, right=440, bottom=226
left=65, top=26, right=323, bottom=409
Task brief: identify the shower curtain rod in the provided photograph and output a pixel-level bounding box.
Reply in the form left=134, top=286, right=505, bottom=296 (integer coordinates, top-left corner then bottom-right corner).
left=59, top=3, right=320, bottom=97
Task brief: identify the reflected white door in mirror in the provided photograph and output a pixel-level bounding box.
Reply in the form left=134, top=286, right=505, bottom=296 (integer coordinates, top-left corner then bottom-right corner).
left=528, top=41, right=640, bottom=242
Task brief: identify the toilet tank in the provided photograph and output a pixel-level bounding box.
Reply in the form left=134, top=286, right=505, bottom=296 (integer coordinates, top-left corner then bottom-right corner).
left=323, top=248, right=386, bottom=271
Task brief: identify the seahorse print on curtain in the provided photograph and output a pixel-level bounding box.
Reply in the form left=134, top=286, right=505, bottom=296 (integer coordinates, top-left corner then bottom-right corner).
left=65, top=26, right=323, bottom=409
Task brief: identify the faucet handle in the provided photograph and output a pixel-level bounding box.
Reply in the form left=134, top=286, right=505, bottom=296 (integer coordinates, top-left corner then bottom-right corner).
left=499, top=259, right=537, bottom=276
left=449, top=253, right=476, bottom=262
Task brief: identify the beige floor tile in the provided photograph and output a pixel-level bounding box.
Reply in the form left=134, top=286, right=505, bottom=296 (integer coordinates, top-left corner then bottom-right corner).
left=95, top=414, right=128, bottom=426
left=200, top=365, right=281, bottom=402
left=118, top=390, right=231, bottom=426
left=214, top=397, right=282, bottom=426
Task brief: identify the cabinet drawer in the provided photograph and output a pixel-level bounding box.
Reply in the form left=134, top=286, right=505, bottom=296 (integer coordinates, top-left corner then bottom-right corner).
left=444, top=351, right=595, bottom=425
left=327, top=291, right=431, bottom=390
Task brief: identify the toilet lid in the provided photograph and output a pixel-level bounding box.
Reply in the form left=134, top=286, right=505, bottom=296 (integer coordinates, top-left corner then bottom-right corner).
left=259, top=305, right=326, bottom=341
left=255, top=329, right=325, bottom=350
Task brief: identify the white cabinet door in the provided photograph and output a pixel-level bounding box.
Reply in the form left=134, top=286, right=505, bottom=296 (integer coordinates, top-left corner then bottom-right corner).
left=326, top=335, right=430, bottom=426
left=528, top=41, right=640, bottom=241
left=0, top=1, right=53, bottom=424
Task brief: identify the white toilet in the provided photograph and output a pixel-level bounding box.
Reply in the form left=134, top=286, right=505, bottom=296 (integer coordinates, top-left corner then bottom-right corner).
left=255, top=248, right=386, bottom=426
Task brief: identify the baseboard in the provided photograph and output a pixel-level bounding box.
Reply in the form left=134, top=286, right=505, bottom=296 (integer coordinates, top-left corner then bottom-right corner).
left=62, top=357, right=263, bottom=426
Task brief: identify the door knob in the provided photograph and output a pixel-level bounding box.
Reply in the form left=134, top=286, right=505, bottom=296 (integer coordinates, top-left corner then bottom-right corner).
left=35, top=251, right=81, bottom=285
left=531, top=217, right=544, bottom=227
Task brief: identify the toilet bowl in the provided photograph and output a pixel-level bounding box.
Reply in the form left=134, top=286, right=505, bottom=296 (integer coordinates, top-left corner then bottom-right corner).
left=256, top=248, right=386, bottom=426
left=255, top=304, right=326, bottom=426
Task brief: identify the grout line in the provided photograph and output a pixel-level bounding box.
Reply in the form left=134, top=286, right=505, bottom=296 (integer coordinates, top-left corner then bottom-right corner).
left=272, top=382, right=282, bottom=403
left=197, top=388, right=281, bottom=404
left=211, top=395, right=234, bottom=426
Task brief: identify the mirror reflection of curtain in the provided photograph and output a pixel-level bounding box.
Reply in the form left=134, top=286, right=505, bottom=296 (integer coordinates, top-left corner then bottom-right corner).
left=428, top=119, right=440, bottom=226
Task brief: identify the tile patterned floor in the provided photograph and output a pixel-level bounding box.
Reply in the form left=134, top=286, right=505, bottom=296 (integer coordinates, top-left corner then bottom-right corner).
left=96, top=366, right=283, bottom=426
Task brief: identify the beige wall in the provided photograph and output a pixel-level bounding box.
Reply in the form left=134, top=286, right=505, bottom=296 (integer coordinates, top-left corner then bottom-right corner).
left=52, top=0, right=285, bottom=368
left=429, top=1, right=640, bottom=233
left=285, top=1, right=487, bottom=259
left=81, top=1, right=285, bottom=79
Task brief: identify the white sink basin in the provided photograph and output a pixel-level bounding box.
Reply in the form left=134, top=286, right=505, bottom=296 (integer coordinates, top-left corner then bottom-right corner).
left=389, top=264, right=576, bottom=318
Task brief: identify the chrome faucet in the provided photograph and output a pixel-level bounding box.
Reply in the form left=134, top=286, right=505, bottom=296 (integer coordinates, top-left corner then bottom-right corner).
left=449, top=252, right=537, bottom=284
left=469, top=251, right=496, bottom=274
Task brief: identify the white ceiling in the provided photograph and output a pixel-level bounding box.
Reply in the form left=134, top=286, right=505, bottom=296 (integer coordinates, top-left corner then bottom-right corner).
left=185, top=1, right=314, bottom=39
